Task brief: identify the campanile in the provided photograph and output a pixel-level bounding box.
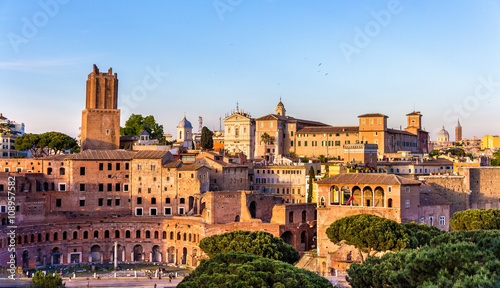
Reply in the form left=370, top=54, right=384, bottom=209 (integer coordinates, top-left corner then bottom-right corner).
left=81, top=64, right=120, bottom=150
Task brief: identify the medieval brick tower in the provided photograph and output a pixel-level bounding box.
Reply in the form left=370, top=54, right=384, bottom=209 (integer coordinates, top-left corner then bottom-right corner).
left=455, top=119, right=462, bottom=142
left=81, top=64, right=120, bottom=151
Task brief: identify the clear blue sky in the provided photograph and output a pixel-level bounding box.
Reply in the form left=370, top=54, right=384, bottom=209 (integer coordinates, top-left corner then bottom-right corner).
left=1, top=0, right=500, bottom=140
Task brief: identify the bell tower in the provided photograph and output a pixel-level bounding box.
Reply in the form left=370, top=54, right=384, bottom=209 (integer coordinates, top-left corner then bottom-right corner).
left=81, top=64, right=120, bottom=151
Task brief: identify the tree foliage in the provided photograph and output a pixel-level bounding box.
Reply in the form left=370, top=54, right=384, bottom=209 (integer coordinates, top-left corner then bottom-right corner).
left=307, top=166, right=315, bottom=203
left=29, top=270, right=65, bottom=288
left=178, top=252, right=333, bottom=288
left=261, top=132, right=271, bottom=145
left=318, top=155, right=327, bottom=163
left=326, top=214, right=411, bottom=262
left=15, top=132, right=78, bottom=157
left=199, top=230, right=300, bottom=265
left=200, top=126, right=213, bottom=150
left=348, top=231, right=500, bottom=288
left=450, top=209, right=500, bottom=231
left=402, top=222, right=443, bottom=248
left=429, top=229, right=500, bottom=248
left=121, top=114, right=164, bottom=140
left=491, top=151, right=500, bottom=166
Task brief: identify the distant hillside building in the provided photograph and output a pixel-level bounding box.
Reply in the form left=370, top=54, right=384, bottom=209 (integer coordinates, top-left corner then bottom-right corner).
left=176, top=116, right=193, bottom=148
left=0, top=113, right=26, bottom=158
left=223, top=105, right=255, bottom=159
left=455, top=119, right=462, bottom=142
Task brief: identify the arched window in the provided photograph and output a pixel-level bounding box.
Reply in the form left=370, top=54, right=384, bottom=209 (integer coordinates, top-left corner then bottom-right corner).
left=136, top=230, right=141, bottom=238
left=73, top=231, right=78, bottom=239
left=83, top=231, right=88, bottom=239
left=104, top=230, right=110, bottom=238
left=93, top=231, right=99, bottom=239
left=62, top=231, right=67, bottom=240
left=145, top=231, right=151, bottom=238
left=154, top=231, right=159, bottom=239
left=302, top=210, right=307, bottom=223
left=288, top=211, right=294, bottom=224
left=125, top=230, right=131, bottom=238
left=162, top=231, right=167, bottom=239
left=115, top=230, right=120, bottom=238
left=388, top=198, right=393, bottom=208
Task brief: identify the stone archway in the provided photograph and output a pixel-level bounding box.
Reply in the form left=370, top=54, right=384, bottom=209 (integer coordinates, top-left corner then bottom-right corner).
left=374, top=186, right=384, bottom=207
left=152, top=245, right=161, bottom=262
left=249, top=201, right=256, bottom=218
left=181, top=247, right=188, bottom=265
left=167, top=246, right=175, bottom=264
left=22, top=250, right=29, bottom=269
left=90, top=245, right=101, bottom=262
left=133, top=245, right=143, bottom=262
left=51, top=247, right=61, bottom=265
left=280, top=231, right=294, bottom=247
left=300, top=231, right=306, bottom=251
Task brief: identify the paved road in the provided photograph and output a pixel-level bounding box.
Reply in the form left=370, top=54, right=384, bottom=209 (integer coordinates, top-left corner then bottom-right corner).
left=0, top=278, right=183, bottom=288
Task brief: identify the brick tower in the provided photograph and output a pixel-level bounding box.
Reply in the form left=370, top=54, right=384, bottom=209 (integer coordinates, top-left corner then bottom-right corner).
left=455, top=119, right=462, bottom=142
left=81, top=64, right=120, bottom=151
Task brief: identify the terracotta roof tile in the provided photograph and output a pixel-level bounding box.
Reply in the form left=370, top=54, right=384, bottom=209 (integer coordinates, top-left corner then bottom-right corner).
left=297, top=126, right=359, bottom=134
left=71, top=150, right=136, bottom=160
left=358, top=113, right=388, bottom=118
left=132, top=150, right=170, bottom=159
left=316, top=173, right=421, bottom=185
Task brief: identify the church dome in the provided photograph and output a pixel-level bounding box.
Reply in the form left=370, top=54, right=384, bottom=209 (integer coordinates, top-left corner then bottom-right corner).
left=139, top=130, right=149, bottom=136
left=177, top=116, right=192, bottom=128
left=437, top=126, right=449, bottom=142
left=438, top=126, right=449, bottom=137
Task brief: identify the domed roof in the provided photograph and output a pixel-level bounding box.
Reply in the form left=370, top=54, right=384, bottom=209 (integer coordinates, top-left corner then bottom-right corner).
left=438, top=126, right=449, bottom=137
left=177, top=116, right=192, bottom=128
left=139, top=130, right=149, bottom=136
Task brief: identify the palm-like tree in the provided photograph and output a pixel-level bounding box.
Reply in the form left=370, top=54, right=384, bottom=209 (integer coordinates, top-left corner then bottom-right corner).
left=261, top=133, right=271, bottom=145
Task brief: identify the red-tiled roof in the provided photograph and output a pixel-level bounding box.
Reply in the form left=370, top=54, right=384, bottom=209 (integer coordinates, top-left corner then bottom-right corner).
left=178, top=165, right=206, bottom=171
left=358, top=113, right=388, bottom=118
left=419, top=184, right=450, bottom=205
left=316, top=173, right=421, bottom=185
left=71, top=150, right=136, bottom=160
left=162, top=160, right=183, bottom=168
left=297, top=126, right=359, bottom=134
left=132, top=150, right=170, bottom=159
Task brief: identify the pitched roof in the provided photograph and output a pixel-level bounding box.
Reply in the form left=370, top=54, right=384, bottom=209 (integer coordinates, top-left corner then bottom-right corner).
left=195, top=157, right=247, bottom=168
left=256, top=114, right=287, bottom=121
left=406, top=111, right=421, bottom=116
left=178, top=164, right=206, bottom=171
left=162, top=160, right=183, bottom=168
left=132, top=150, right=170, bottom=159
left=358, top=113, right=388, bottom=118
left=297, top=126, right=359, bottom=134
left=316, top=173, right=421, bottom=186
left=419, top=184, right=450, bottom=205
left=386, top=128, right=417, bottom=136
left=39, top=154, right=74, bottom=160
left=71, top=150, right=136, bottom=160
